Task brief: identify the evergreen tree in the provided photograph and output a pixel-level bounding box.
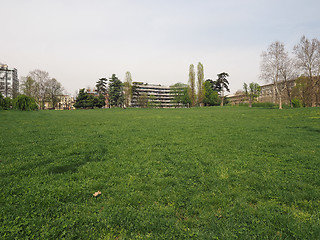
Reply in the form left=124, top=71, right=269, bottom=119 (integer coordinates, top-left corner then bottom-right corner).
left=215, top=72, right=230, bottom=106
left=108, top=74, right=124, bottom=107
left=96, top=78, right=108, bottom=95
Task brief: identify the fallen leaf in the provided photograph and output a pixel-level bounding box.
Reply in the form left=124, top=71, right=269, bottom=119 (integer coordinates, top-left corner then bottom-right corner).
left=93, top=191, right=101, bottom=197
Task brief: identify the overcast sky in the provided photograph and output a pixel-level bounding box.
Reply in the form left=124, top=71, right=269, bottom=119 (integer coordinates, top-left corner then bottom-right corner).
left=1, top=0, right=320, bottom=95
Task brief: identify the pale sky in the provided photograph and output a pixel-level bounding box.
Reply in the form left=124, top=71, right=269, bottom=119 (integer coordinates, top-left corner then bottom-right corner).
left=1, top=0, right=319, bottom=95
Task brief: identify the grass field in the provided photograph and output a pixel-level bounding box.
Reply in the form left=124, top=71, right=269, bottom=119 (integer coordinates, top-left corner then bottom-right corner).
left=1, top=107, right=320, bottom=239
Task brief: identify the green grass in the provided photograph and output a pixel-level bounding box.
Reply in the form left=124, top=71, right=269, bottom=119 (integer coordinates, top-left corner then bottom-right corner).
left=1, top=107, right=320, bottom=239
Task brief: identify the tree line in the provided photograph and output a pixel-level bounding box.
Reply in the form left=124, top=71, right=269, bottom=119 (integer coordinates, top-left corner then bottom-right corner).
left=20, top=69, right=64, bottom=109
left=0, top=69, right=64, bottom=110
left=171, top=62, right=230, bottom=107
left=74, top=73, right=133, bottom=109
left=260, top=35, right=320, bottom=108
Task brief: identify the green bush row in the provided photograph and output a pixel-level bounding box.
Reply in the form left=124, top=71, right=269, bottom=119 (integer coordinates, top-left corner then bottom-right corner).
left=0, top=94, right=38, bottom=111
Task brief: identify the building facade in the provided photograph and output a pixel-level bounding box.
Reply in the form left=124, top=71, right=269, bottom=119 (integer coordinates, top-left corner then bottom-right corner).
left=228, top=80, right=296, bottom=105
left=131, top=82, right=176, bottom=108
left=0, top=64, right=19, bottom=98
left=258, top=79, right=296, bottom=104
left=56, top=95, right=76, bottom=110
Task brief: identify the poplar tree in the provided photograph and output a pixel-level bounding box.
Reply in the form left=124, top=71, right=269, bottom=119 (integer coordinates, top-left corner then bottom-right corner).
left=188, top=64, right=196, bottom=107
left=123, top=71, right=133, bottom=107
left=197, top=62, right=204, bottom=106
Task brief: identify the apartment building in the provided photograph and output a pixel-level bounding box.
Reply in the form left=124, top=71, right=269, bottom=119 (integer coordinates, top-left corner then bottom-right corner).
left=0, top=63, right=19, bottom=98
left=228, top=79, right=296, bottom=105
left=258, top=79, right=296, bottom=104
left=56, top=95, right=75, bottom=110
left=131, top=82, right=176, bottom=108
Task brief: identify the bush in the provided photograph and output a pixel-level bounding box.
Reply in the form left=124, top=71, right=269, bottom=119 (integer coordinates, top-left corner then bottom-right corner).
left=4, top=97, right=12, bottom=109
left=0, top=93, right=4, bottom=109
left=292, top=98, right=302, bottom=108
left=238, top=103, right=249, bottom=107
left=252, top=102, right=276, bottom=108
left=13, top=95, right=38, bottom=111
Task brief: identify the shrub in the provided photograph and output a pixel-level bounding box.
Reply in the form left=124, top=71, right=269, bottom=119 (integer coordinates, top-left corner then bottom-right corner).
left=252, top=102, right=276, bottom=108
left=13, top=95, right=38, bottom=110
left=292, top=98, right=302, bottom=108
left=0, top=93, right=4, bottom=109
left=4, top=97, right=12, bottom=109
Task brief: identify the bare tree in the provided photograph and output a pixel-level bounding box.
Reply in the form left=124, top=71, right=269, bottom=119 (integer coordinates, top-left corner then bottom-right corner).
left=123, top=71, right=133, bottom=107
left=279, top=54, right=298, bottom=107
left=188, top=64, right=196, bottom=107
left=46, top=78, right=63, bottom=109
left=197, top=62, right=204, bottom=106
left=28, top=70, right=50, bottom=109
left=293, top=36, right=320, bottom=106
left=260, top=41, right=289, bottom=109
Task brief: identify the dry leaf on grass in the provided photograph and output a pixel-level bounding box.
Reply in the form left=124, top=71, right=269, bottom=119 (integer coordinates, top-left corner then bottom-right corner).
left=93, top=191, right=101, bottom=197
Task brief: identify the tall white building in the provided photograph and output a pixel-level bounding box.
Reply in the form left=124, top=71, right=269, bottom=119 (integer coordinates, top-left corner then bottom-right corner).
left=0, top=63, right=19, bottom=98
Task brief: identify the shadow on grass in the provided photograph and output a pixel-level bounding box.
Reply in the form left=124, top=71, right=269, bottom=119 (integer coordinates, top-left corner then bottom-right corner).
left=47, top=151, right=105, bottom=174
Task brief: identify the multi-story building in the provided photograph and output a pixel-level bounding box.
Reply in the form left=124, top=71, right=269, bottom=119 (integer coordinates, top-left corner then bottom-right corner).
left=0, top=63, right=19, bottom=98
left=56, top=95, right=76, bottom=110
left=228, top=79, right=296, bottom=105
left=258, top=79, right=296, bottom=104
left=131, top=82, right=177, bottom=108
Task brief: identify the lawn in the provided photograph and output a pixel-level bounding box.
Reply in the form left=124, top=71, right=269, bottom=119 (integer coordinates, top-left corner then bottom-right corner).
left=1, top=107, right=319, bottom=239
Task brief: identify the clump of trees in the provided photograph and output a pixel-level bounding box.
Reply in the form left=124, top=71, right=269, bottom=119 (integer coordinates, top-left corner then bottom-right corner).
left=0, top=92, right=38, bottom=111
left=243, top=82, right=261, bottom=107
left=171, top=83, right=191, bottom=107
left=20, top=69, right=64, bottom=109
left=260, top=36, right=320, bottom=108
left=187, top=62, right=230, bottom=107
left=73, top=89, right=105, bottom=109
left=75, top=73, right=129, bottom=109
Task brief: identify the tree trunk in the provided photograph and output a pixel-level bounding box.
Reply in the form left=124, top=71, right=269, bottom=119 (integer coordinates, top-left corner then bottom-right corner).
left=220, top=88, right=224, bottom=106
left=279, top=95, right=282, bottom=109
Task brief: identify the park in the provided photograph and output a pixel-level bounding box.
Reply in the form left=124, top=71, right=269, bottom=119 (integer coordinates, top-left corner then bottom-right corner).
left=1, top=107, right=319, bottom=239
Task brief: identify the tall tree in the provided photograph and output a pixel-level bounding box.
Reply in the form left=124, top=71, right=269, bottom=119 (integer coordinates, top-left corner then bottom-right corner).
left=279, top=54, right=297, bottom=107
left=96, top=78, right=108, bottom=95
left=20, top=76, right=36, bottom=98
left=46, top=78, right=63, bottom=109
left=197, top=62, right=204, bottom=106
left=260, top=41, right=288, bottom=109
left=188, top=64, right=196, bottom=107
left=203, top=79, right=221, bottom=106
left=243, top=82, right=261, bottom=107
left=108, top=74, right=124, bottom=107
left=96, top=77, right=108, bottom=108
left=215, top=72, right=230, bottom=106
left=123, top=71, right=133, bottom=107
left=28, top=69, right=50, bottom=109
left=293, top=36, right=320, bottom=106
